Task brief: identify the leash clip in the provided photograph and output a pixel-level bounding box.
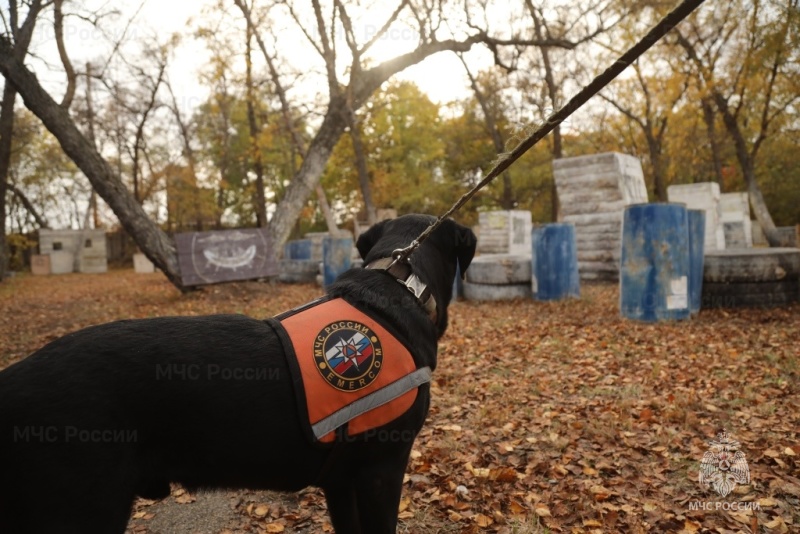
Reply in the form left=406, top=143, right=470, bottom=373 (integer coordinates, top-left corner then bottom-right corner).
left=389, top=245, right=413, bottom=270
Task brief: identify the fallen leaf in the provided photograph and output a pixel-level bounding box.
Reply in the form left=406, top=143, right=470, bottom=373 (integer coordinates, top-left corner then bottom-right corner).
left=534, top=504, right=551, bottom=517
left=474, top=513, right=493, bottom=527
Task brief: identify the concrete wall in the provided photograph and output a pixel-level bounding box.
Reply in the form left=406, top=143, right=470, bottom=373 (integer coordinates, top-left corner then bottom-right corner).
left=477, top=210, right=532, bottom=256
left=38, top=229, right=108, bottom=273
left=719, top=192, right=753, bottom=248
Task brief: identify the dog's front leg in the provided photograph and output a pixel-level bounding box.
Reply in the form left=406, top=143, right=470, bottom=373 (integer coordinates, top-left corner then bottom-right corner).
left=323, top=480, right=362, bottom=533
left=320, top=437, right=414, bottom=534
left=352, top=439, right=413, bottom=534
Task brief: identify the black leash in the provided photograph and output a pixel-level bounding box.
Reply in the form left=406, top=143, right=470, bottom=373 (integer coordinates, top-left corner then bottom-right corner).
left=390, top=0, right=707, bottom=265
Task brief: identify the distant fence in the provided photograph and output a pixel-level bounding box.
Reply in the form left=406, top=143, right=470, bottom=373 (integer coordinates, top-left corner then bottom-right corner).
left=106, top=229, right=138, bottom=267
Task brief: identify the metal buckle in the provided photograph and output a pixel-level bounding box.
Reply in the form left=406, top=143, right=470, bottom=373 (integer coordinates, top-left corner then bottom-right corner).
left=403, top=273, right=427, bottom=300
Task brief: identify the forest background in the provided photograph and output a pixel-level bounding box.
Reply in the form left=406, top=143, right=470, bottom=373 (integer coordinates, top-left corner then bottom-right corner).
left=1, top=0, right=798, bottom=289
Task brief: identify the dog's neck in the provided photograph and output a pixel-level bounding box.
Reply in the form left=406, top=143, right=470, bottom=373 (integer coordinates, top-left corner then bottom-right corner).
left=365, top=258, right=437, bottom=324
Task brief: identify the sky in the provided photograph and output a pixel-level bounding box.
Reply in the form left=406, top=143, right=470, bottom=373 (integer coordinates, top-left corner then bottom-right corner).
left=5, top=0, right=510, bottom=231
left=22, top=0, right=498, bottom=114
left=5, top=0, right=613, bottom=231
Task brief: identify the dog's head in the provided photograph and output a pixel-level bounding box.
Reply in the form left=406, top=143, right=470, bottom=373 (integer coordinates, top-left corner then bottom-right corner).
left=356, top=214, right=477, bottom=336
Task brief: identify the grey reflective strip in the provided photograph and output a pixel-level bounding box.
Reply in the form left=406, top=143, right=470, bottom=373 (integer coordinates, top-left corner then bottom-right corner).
left=312, top=366, right=432, bottom=440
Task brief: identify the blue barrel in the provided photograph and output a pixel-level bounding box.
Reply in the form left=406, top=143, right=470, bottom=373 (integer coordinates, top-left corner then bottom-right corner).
left=620, top=203, right=690, bottom=321
left=322, top=236, right=353, bottom=287
left=687, top=209, right=706, bottom=315
left=531, top=223, right=580, bottom=301
left=284, top=239, right=312, bottom=260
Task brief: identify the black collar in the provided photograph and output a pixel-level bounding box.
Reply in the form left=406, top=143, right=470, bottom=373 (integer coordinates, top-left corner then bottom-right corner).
left=365, top=258, right=438, bottom=323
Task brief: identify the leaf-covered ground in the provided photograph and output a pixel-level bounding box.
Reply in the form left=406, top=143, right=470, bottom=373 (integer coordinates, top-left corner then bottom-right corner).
left=1, top=272, right=798, bottom=534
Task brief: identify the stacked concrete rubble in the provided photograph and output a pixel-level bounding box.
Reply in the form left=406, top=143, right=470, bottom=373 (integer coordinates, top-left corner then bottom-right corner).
left=464, top=211, right=533, bottom=301
left=553, top=152, right=648, bottom=281
left=719, top=192, right=752, bottom=249
left=667, top=182, right=725, bottom=252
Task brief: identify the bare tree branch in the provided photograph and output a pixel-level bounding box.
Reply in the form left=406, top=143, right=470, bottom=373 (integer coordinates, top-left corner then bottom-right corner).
left=0, top=34, right=183, bottom=286
left=310, top=0, right=339, bottom=95
left=1, top=0, right=46, bottom=279
left=280, top=1, right=325, bottom=58
left=359, top=0, right=410, bottom=56
left=8, top=182, right=48, bottom=228
left=458, top=54, right=514, bottom=209
left=53, top=0, right=76, bottom=109
left=131, top=53, right=167, bottom=203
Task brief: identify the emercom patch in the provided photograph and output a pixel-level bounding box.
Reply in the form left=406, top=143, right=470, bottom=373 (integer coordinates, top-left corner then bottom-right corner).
left=314, top=321, right=383, bottom=391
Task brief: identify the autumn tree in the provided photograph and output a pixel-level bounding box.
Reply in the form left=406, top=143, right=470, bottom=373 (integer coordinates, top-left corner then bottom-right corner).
left=323, top=81, right=457, bottom=218
left=599, top=59, right=688, bottom=201
left=674, top=0, right=799, bottom=245
left=3, top=0, right=572, bottom=290
left=459, top=60, right=519, bottom=210
left=0, top=2, right=185, bottom=286
left=487, top=0, right=622, bottom=220
left=0, top=0, right=44, bottom=280
left=249, top=0, right=606, bottom=248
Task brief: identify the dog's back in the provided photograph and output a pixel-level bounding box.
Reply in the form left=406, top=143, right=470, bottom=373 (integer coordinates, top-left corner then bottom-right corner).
left=0, top=314, right=326, bottom=533
left=0, top=214, right=478, bottom=534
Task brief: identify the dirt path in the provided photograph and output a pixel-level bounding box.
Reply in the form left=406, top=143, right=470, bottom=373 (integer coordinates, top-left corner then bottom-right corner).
left=125, top=488, right=326, bottom=534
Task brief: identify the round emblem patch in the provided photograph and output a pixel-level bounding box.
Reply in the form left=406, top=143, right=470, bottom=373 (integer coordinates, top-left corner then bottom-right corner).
left=314, top=321, right=383, bottom=391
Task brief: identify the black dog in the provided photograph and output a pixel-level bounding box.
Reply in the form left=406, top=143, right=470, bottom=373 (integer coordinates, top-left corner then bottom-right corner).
left=0, top=214, right=476, bottom=534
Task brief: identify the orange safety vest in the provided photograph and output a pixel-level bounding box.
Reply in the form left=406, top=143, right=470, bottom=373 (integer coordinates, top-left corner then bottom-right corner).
left=268, top=297, right=431, bottom=443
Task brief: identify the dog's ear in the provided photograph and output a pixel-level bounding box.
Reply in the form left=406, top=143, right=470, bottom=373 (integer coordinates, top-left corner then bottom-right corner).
left=356, top=220, right=390, bottom=260
left=455, top=225, right=477, bottom=279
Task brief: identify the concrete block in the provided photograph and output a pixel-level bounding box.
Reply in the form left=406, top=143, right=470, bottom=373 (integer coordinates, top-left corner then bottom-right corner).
left=463, top=281, right=532, bottom=301
left=31, top=255, right=51, bottom=275
left=466, top=254, right=531, bottom=285
left=553, top=152, right=647, bottom=281
left=477, top=211, right=532, bottom=256
left=133, top=253, right=155, bottom=273
left=667, top=182, right=725, bottom=251
left=49, top=251, right=75, bottom=274
left=78, top=255, right=107, bottom=273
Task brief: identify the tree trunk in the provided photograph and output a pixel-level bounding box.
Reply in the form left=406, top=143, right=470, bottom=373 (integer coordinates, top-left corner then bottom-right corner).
left=529, top=0, right=560, bottom=220
left=84, top=63, right=100, bottom=229
left=268, top=96, right=349, bottom=248
left=0, top=83, right=18, bottom=280
left=675, top=29, right=782, bottom=246
left=346, top=109, right=377, bottom=225
left=0, top=36, right=184, bottom=288
left=269, top=37, right=489, bottom=249
left=713, top=92, right=781, bottom=246
left=314, top=184, right=341, bottom=235
left=701, top=97, right=724, bottom=184
left=0, top=0, right=42, bottom=281
left=245, top=28, right=267, bottom=228
left=233, top=0, right=341, bottom=236
left=550, top=127, right=562, bottom=222
left=647, top=136, right=667, bottom=201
